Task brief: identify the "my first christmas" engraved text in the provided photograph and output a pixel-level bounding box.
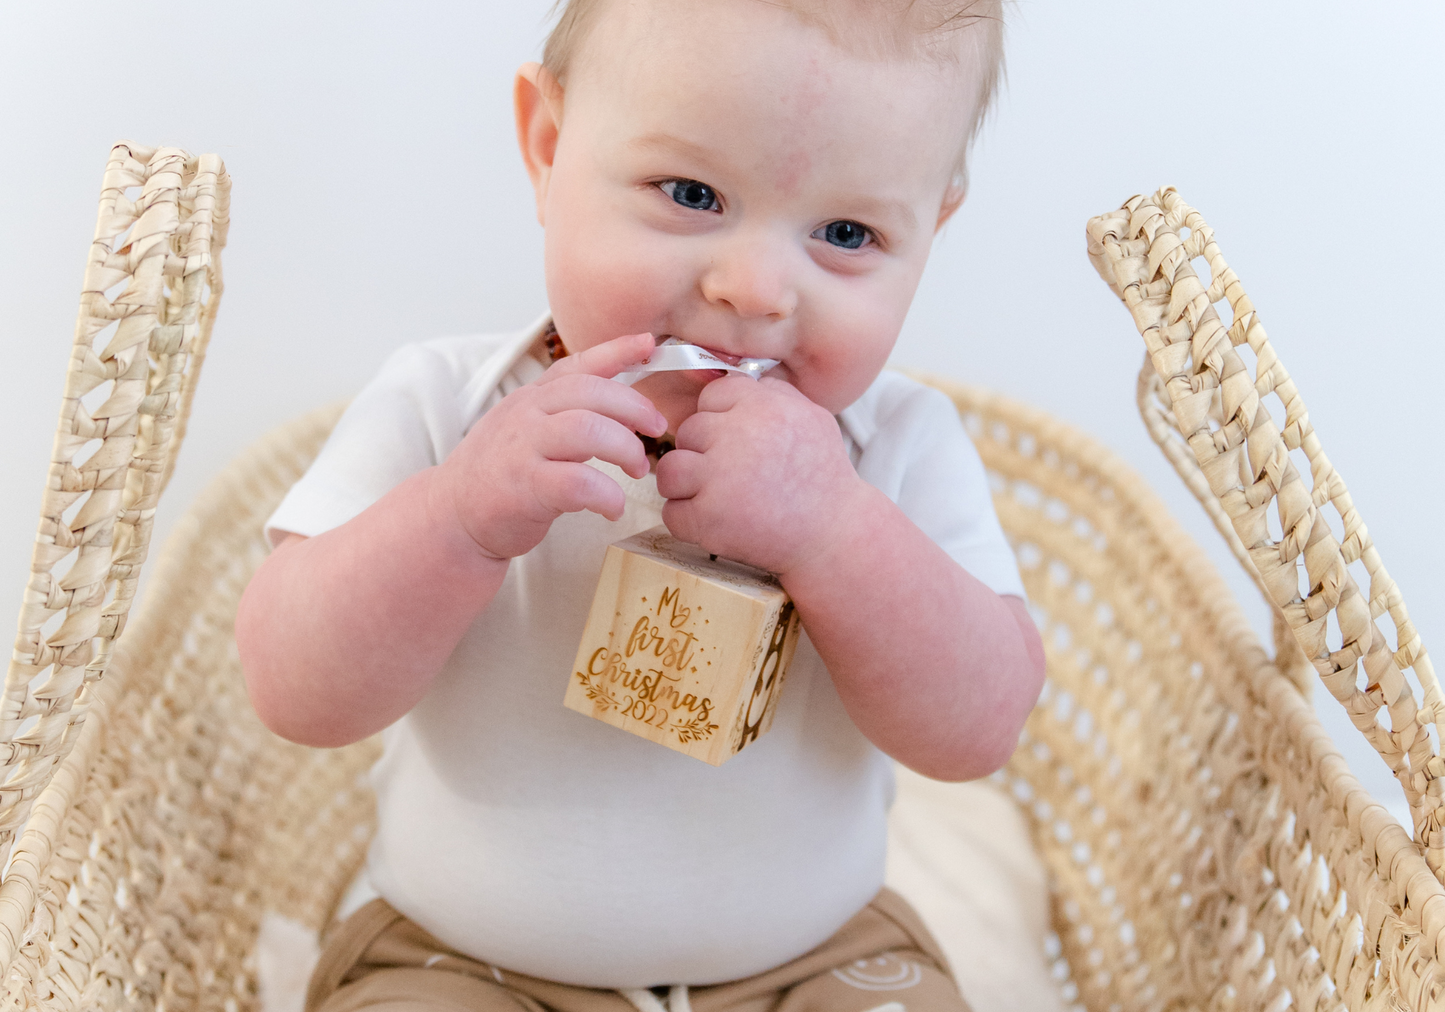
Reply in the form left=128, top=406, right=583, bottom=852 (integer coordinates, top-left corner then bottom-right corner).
left=575, top=586, right=719, bottom=743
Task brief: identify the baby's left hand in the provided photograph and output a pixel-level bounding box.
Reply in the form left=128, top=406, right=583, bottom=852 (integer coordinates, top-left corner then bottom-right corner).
left=656, top=375, right=868, bottom=575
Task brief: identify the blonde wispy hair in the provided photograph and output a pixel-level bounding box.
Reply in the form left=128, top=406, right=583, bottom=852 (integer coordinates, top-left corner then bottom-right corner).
left=540, top=0, right=1006, bottom=195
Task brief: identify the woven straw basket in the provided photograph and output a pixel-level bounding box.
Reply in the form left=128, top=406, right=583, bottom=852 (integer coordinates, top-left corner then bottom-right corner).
left=5, top=148, right=1441, bottom=1011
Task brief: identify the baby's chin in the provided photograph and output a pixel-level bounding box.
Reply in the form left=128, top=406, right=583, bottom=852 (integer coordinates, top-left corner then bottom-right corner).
left=633, top=372, right=707, bottom=433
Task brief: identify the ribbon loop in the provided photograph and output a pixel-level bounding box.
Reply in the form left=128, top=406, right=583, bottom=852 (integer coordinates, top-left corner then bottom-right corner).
left=613, top=339, right=779, bottom=386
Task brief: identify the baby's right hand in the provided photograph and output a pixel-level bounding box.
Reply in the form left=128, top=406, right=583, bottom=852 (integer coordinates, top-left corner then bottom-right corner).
left=435, top=332, right=667, bottom=561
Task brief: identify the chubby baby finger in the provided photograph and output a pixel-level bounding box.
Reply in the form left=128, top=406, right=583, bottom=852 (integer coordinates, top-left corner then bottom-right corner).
left=531, top=460, right=627, bottom=521
left=537, top=372, right=667, bottom=438
left=672, top=409, right=723, bottom=453
left=694, top=372, right=758, bottom=414
left=654, top=447, right=706, bottom=501
left=535, top=409, right=651, bottom=479
left=659, top=497, right=704, bottom=548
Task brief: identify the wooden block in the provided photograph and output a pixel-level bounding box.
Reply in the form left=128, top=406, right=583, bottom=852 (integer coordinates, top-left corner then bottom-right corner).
left=565, top=526, right=801, bottom=766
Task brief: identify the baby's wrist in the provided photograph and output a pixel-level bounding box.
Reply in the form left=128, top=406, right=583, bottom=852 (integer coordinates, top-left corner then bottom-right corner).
left=774, top=475, right=882, bottom=580
left=421, top=464, right=514, bottom=564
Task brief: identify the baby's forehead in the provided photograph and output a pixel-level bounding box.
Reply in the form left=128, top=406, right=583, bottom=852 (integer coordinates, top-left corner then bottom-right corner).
left=562, top=0, right=995, bottom=82
left=554, top=0, right=998, bottom=187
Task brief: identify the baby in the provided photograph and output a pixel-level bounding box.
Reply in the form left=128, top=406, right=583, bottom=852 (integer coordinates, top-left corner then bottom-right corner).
left=236, top=1, right=1045, bottom=1010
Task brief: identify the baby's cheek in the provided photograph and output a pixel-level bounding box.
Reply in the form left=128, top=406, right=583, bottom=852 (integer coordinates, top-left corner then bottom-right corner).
left=544, top=211, right=693, bottom=350
left=546, top=248, right=648, bottom=347
left=796, top=280, right=910, bottom=409
left=791, top=350, right=886, bottom=415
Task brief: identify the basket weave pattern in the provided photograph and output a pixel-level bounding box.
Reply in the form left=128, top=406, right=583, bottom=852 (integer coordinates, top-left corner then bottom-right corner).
left=0, top=404, right=380, bottom=1011
left=1, top=144, right=228, bottom=966
left=959, top=383, right=1430, bottom=1010
left=1088, top=189, right=1443, bottom=879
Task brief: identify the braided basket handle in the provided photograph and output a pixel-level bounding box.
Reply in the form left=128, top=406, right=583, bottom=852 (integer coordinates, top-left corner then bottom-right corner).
left=1086, top=188, right=1445, bottom=879
left=1134, top=356, right=1315, bottom=693
left=3, top=143, right=228, bottom=871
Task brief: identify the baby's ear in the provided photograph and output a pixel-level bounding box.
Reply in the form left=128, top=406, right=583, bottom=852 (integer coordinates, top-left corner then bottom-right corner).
left=935, top=177, right=967, bottom=232
left=514, top=62, right=566, bottom=226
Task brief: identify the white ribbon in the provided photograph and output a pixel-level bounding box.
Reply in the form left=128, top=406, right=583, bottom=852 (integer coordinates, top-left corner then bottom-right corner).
left=613, top=338, right=778, bottom=386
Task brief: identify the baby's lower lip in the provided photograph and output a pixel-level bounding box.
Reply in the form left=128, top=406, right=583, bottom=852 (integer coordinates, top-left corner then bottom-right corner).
left=680, top=368, right=727, bottom=384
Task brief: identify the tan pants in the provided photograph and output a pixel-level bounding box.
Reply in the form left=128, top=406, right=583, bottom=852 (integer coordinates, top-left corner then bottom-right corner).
left=306, top=889, right=972, bottom=1012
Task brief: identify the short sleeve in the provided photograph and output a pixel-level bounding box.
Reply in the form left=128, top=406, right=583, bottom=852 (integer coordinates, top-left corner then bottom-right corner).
left=265, top=337, right=508, bottom=547
left=842, top=375, right=1025, bottom=600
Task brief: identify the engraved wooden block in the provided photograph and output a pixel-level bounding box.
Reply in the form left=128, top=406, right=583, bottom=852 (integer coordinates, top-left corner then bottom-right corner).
left=565, top=526, right=801, bottom=765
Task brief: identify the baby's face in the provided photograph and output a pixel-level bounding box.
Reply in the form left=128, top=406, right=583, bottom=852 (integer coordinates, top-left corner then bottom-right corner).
left=524, top=0, right=980, bottom=430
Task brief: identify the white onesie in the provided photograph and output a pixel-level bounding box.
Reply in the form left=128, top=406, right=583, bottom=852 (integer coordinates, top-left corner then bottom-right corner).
left=265, top=314, right=1024, bottom=988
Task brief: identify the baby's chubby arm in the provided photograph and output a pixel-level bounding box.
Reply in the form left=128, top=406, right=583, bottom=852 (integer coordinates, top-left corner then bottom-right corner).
left=236, top=333, right=668, bottom=747
left=656, top=376, right=1045, bottom=781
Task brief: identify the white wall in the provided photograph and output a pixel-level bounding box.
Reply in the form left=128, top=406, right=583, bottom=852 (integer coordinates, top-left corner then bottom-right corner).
left=3, top=2, right=1440, bottom=821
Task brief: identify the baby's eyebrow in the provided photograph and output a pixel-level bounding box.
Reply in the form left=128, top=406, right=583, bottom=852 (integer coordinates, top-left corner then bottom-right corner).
left=840, top=196, right=917, bottom=233
left=629, top=131, right=714, bottom=163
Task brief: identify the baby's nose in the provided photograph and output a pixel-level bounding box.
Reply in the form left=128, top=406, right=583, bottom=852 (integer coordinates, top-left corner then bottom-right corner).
left=698, top=233, right=798, bottom=321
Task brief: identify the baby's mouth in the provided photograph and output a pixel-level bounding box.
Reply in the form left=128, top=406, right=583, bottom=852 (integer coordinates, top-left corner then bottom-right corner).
left=615, top=338, right=776, bottom=388
left=656, top=336, right=761, bottom=371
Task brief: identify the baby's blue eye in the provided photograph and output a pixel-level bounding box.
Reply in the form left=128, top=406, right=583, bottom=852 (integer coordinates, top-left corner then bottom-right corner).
left=817, top=220, right=870, bottom=249
left=662, top=179, right=719, bottom=211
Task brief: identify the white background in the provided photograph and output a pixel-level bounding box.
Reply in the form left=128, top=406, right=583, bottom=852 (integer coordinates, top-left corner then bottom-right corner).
left=3, top=2, right=1441, bottom=821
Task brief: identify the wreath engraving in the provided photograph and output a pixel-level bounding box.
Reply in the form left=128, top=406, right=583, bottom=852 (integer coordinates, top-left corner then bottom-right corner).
left=574, top=666, right=718, bottom=744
